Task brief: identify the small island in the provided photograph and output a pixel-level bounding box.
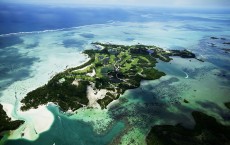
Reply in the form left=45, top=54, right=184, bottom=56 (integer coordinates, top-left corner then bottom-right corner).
left=146, top=111, right=230, bottom=145
left=21, top=42, right=196, bottom=111
left=225, top=102, right=230, bottom=110
left=0, top=104, right=24, bottom=140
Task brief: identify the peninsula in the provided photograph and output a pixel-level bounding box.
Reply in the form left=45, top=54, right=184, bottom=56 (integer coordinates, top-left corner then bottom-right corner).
left=21, top=42, right=196, bottom=111
left=0, top=104, right=24, bottom=139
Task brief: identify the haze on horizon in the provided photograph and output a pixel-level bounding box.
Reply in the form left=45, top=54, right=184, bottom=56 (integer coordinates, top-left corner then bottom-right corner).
left=1, top=0, right=230, bottom=9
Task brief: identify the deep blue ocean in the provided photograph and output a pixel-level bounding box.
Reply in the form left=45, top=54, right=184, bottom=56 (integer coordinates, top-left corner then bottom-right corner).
left=0, top=3, right=230, bottom=35
left=0, top=2, right=230, bottom=145
left=0, top=3, right=229, bottom=91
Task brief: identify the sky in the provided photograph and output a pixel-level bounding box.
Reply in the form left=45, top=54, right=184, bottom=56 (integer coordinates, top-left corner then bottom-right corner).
left=1, top=0, right=230, bottom=8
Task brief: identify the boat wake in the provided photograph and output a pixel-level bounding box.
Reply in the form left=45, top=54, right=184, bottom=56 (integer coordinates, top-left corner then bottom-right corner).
left=184, top=71, right=189, bottom=79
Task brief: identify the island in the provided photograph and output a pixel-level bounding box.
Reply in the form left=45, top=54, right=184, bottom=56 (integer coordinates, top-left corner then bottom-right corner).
left=146, top=111, right=230, bottom=145
left=0, top=104, right=24, bottom=140
left=21, top=42, right=196, bottom=111
left=225, top=102, right=230, bottom=110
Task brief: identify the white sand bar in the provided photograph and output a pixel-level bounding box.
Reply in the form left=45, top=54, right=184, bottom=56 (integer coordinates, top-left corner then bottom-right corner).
left=7, top=104, right=54, bottom=141
left=2, top=103, right=15, bottom=120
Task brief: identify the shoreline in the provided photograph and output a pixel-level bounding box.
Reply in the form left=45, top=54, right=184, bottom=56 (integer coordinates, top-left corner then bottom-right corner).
left=0, top=51, right=90, bottom=141
left=0, top=53, right=89, bottom=105
left=1, top=103, right=15, bottom=120
left=6, top=104, right=54, bottom=141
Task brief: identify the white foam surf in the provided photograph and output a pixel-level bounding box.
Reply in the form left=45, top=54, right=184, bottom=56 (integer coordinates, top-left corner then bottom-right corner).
left=0, top=22, right=113, bottom=37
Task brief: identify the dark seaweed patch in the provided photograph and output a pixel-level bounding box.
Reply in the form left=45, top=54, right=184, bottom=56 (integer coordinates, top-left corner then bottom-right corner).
left=79, top=33, right=95, bottom=39
left=62, top=39, right=85, bottom=49
left=0, top=36, right=23, bottom=48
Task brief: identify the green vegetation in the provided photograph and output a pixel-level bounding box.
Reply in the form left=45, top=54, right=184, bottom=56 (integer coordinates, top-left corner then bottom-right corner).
left=21, top=42, right=196, bottom=111
left=184, top=99, right=189, bottom=103
left=224, top=102, right=230, bottom=110
left=146, top=111, right=230, bottom=145
left=21, top=79, right=89, bottom=111
left=169, top=50, right=195, bottom=58
left=0, top=104, right=24, bottom=140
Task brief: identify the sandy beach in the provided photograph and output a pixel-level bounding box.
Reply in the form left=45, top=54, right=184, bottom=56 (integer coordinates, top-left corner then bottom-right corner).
left=7, top=104, right=54, bottom=141
left=0, top=31, right=90, bottom=141
left=1, top=103, right=15, bottom=120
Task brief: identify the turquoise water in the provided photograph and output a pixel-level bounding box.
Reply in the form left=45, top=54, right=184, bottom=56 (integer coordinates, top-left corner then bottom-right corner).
left=0, top=5, right=230, bottom=145
left=5, top=105, right=125, bottom=145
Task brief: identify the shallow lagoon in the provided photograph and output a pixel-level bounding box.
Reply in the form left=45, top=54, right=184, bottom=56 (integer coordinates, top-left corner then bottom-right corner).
left=0, top=6, right=230, bottom=145
left=5, top=104, right=125, bottom=145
